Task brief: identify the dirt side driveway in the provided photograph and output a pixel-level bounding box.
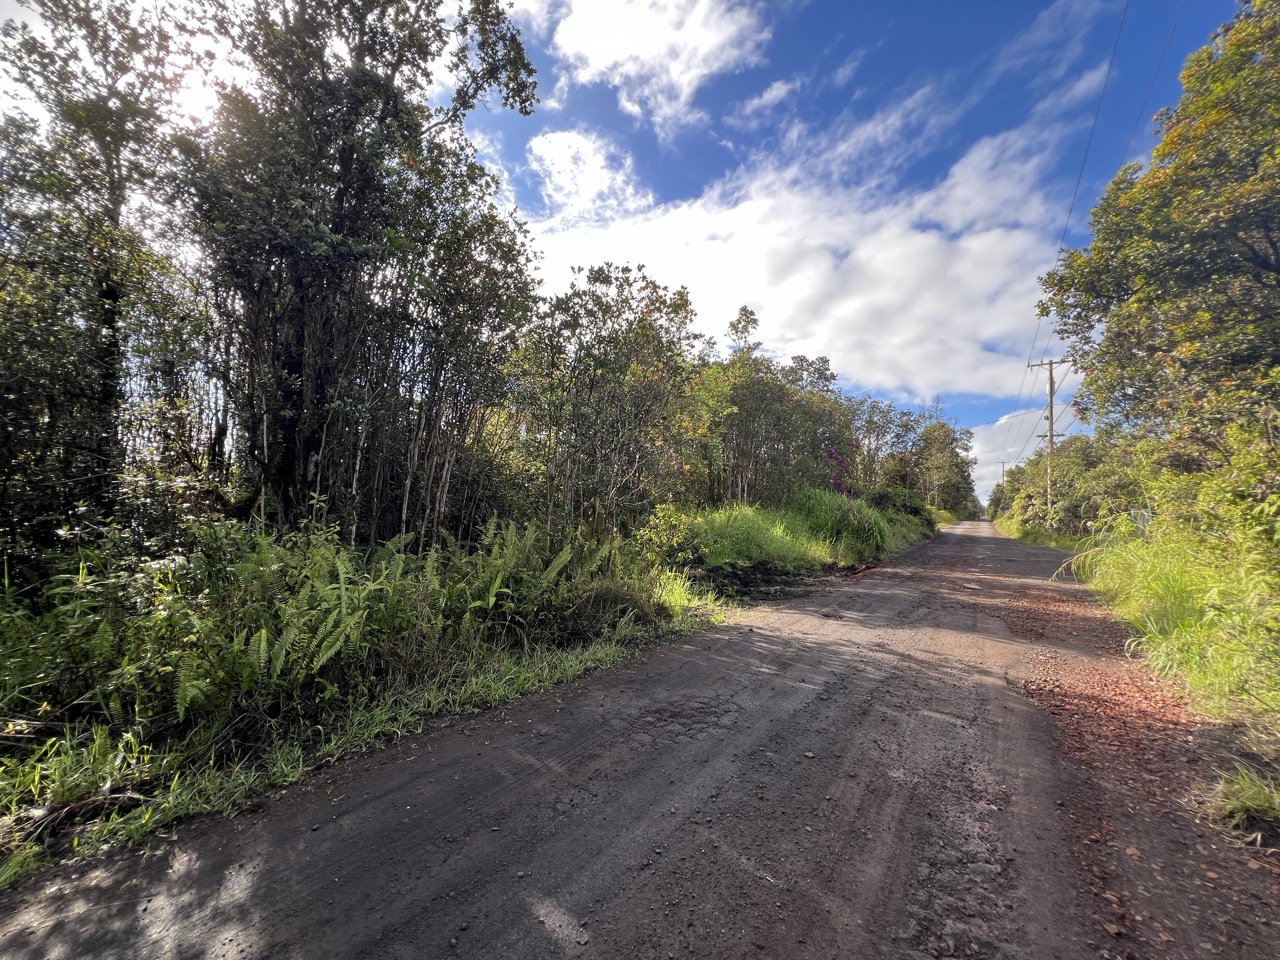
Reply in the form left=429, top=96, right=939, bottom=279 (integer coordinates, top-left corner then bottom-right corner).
left=2, top=521, right=1276, bottom=959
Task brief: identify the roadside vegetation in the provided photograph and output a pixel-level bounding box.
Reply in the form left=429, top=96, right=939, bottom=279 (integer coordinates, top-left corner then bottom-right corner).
left=991, top=516, right=1084, bottom=553
left=0, top=2, right=977, bottom=885
left=0, top=521, right=712, bottom=887
left=638, top=488, right=937, bottom=594
left=989, top=1, right=1280, bottom=834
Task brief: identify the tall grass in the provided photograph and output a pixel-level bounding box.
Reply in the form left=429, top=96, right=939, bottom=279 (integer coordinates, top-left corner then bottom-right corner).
left=691, top=504, right=835, bottom=570
left=929, top=506, right=959, bottom=527
left=671, top=487, right=932, bottom=573
left=1035, top=432, right=1280, bottom=835
left=1075, top=521, right=1280, bottom=714
left=1211, top=766, right=1280, bottom=835
left=793, top=489, right=889, bottom=565
left=1080, top=519, right=1280, bottom=833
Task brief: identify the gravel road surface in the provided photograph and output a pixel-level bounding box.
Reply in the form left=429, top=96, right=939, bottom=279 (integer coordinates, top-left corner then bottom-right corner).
left=2, top=521, right=1276, bottom=959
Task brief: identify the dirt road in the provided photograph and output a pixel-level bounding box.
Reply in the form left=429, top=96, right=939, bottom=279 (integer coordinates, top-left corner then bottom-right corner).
left=2, top=521, right=1276, bottom=959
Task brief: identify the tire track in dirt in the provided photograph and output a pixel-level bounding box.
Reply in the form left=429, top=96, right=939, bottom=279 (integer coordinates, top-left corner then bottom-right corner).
left=2, top=521, right=1273, bottom=959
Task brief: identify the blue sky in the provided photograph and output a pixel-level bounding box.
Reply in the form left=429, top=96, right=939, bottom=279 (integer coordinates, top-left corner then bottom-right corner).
left=0, top=0, right=1238, bottom=501
left=468, top=0, right=1235, bottom=500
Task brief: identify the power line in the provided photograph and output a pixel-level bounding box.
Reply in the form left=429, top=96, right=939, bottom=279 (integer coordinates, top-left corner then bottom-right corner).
left=1118, top=0, right=1188, bottom=166
left=969, top=406, right=1044, bottom=430
left=975, top=439, right=1041, bottom=456
left=1013, top=406, right=1047, bottom=463
left=1031, top=0, right=1135, bottom=358
left=1001, top=366, right=1042, bottom=461
left=1054, top=0, right=1132, bottom=265
left=1002, top=1, right=1131, bottom=453
left=1014, top=399, right=1080, bottom=463
left=1001, top=364, right=1079, bottom=462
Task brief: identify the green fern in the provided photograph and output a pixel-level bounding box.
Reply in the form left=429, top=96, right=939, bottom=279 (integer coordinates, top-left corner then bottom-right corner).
left=271, top=617, right=300, bottom=681
left=312, top=608, right=366, bottom=672
left=254, top=626, right=271, bottom=679
left=174, top=651, right=206, bottom=721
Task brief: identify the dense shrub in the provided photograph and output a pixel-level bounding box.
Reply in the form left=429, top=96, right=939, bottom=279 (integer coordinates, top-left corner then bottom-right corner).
left=1, top=522, right=680, bottom=747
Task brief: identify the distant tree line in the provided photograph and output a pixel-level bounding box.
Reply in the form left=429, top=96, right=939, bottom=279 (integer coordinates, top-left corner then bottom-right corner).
left=0, top=0, right=978, bottom=578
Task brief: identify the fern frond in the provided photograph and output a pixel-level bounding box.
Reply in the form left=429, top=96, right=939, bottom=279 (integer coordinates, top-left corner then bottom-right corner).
left=253, top=627, right=271, bottom=679
left=312, top=610, right=366, bottom=672
left=175, top=651, right=207, bottom=721
left=271, top=619, right=301, bottom=680
left=538, top=545, right=573, bottom=594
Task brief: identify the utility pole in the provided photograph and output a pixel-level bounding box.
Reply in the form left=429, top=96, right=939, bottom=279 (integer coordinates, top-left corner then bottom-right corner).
left=1028, top=359, right=1062, bottom=518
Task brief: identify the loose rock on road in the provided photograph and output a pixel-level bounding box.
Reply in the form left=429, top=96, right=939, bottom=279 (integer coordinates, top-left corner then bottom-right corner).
left=2, top=521, right=1276, bottom=959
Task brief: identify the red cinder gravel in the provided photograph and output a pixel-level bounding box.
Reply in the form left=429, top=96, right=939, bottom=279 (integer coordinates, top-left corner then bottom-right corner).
left=1010, top=561, right=1279, bottom=960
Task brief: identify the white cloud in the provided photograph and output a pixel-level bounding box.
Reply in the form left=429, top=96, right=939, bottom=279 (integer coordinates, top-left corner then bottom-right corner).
left=727, top=77, right=800, bottom=129
left=744, top=87, right=951, bottom=196
left=1029, top=61, right=1110, bottom=122
left=912, top=124, right=1056, bottom=234
left=831, top=51, right=864, bottom=88
left=508, top=0, right=564, bottom=39
left=536, top=0, right=771, bottom=135
left=527, top=128, right=653, bottom=225
left=518, top=85, right=1071, bottom=403
left=992, top=0, right=1107, bottom=87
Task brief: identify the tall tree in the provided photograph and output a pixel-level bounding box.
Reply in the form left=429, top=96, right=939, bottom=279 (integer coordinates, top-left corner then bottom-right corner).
left=713, top=309, right=842, bottom=505
left=916, top=420, right=977, bottom=513
left=1041, top=0, right=1280, bottom=450
left=842, top=396, right=923, bottom=491
left=186, top=0, right=536, bottom=529
left=0, top=0, right=183, bottom=548
left=516, top=264, right=701, bottom=542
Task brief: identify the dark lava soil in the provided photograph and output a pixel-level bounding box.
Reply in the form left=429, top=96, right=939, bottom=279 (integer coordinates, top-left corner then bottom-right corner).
left=1, top=521, right=1276, bottom=959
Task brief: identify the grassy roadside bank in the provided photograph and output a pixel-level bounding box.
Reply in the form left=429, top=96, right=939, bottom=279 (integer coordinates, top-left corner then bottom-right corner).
left=672, top=489, right=935, bottom=575
left=1, top=488, right=936, bottom=887
left=995, top=516, right=1280, bottom=836
left=0, top=520, right=715, bottom=888
left=992, top=516, right=1084, bottom=552
left=1074, top=518, right=1280, bottom=835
